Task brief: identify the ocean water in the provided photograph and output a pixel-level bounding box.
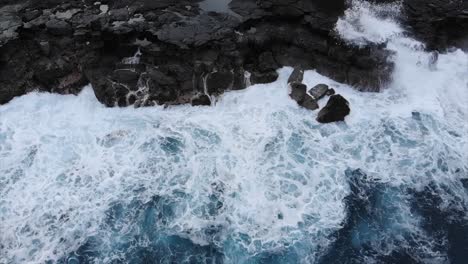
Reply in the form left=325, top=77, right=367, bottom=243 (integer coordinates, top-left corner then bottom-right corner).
left=1, top=1, right=467, bottom=263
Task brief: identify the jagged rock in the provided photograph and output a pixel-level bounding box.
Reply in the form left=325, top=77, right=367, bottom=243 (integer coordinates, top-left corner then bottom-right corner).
left=309, top=84, right=329, bottom=100
left=0, top=0, right=399, bottom=106
left=0, top=4, right=23, bottom=46
left=317, top=94, right=350, bottom=123
left=403, top=0, right=468, bottom=51
left=191, top=93, right=211, bottom=106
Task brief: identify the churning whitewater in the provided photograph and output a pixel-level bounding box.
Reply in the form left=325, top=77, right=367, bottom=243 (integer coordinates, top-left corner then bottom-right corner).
left=1, top=1, right=467, bottom=263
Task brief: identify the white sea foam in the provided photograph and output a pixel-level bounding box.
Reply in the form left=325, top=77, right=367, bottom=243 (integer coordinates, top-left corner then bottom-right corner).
left=1, top=1, right=467, bottom=263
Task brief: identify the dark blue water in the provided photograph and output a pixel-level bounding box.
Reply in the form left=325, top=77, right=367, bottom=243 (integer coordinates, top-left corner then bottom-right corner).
left=53, top=168, right=468, bottom=264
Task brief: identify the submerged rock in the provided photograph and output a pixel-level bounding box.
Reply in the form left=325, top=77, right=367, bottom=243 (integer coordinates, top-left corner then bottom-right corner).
left=316, top=94, right=350, bottom=123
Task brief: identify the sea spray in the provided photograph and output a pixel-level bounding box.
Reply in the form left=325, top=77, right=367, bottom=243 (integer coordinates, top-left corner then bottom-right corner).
left=1, top=1, right=467, bottom=263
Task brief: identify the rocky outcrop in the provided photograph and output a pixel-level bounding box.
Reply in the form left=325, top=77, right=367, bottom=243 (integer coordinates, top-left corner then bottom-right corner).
left=0, top=0, right=395, bottom=106
left=403, top=0, right=468, bottom=51
left=316, top=94, right=351, bottom=123
left=289, top=82, right=319, bottom=111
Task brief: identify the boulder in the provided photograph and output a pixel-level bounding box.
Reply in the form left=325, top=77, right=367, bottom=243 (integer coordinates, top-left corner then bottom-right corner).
left=287, top=67, right=304, bottom=84
left=289, top=82, right=319, bottom=110
left=301, top=95, right=319, bottom=110
left=309, top=84, right=329, bottom=100
left=289, top=82, right=307, bottom=103
left=317, top=94, right=350, bottom=123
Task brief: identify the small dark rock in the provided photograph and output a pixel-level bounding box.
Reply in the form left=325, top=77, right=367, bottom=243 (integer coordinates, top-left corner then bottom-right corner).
left=287, top=67, right=304, bottom=84
left=191, top=93, right=211, bottom=106
left=317, top=94, right=350, bottom=123
left=309, top=84, right=329, bottom=100
left=326, top=88, right=336, bottom=96
left=301, top=95, right=319, bottom=110
left=289, top=82, right=307, bottom=103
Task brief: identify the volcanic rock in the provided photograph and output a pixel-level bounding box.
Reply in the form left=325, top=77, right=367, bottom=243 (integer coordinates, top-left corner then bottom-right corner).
left=191, top=93, right=211, bottom=106
left=289, top=82, right=307, bottom=103
left=317, top=94, right=350, bottom=123
left=289, top=82, right=319, bottom=111
left=301, top=95, right=319, bottom=111
left=0, top=0, right=397, bottom=107
left=288, top=67, right=304, bottom=84
left=403, top=0, right=468, bottom=51
left=309, top=84, right=329, bottom=100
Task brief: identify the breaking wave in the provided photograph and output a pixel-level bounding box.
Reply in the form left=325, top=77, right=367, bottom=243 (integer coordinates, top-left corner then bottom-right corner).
left=1, top=1, right=467, bottom=263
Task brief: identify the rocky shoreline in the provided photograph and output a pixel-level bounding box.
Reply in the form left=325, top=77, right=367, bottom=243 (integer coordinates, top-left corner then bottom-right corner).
left=0, top=0, right=466, bottom=108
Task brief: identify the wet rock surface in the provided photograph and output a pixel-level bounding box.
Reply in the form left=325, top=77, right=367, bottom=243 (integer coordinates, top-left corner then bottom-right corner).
left=0, top=0, right=399, bottom=106
left=403, top=0, right=468, bottom=51
left=289, top=81, right=319, bottom=111
left=316, top=94, right=351, bottom=123
left=309, top=84, right=329, bottom=100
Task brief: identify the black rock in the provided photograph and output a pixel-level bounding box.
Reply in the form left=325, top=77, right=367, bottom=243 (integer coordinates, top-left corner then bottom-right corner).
left=308, top=84, right=329, bottom=100
left=45, top=19, right=72, bottom=36
left=317, top=94, right=350, bottom=123
left=287, top=67, right=304, bottom=84
left=250, top=70, right=279, bottom=84
left=0, top=0, right=399, bottom=106
left=326, top=88, right=336, bottom=96
left=258, top=51, right=278, bottom=72
left=38, top=41, right=50, bottom=56
left=403, top=0, right=468, bottom=51
left=112, top=68, right=141, bottom=89
left=301, top=95, right=319, bottom=110
left=289, top=82, right=307, bottom=103
left=206, top=71, right=234, bottom=95
left=191, top=93, right=211, bottom=106
left=289, top=82, right=319, bottom=110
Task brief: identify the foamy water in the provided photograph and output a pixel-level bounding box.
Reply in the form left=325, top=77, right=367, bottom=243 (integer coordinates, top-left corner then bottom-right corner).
left=0, top=1, right=467, bottom=263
